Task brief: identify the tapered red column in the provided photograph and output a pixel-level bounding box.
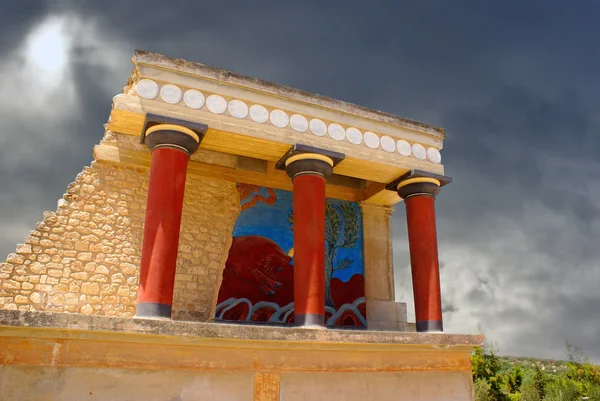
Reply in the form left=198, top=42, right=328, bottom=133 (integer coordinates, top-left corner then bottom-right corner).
left=135, top=123, right=201, bottom=319
left=285, top=153, right=334, bottom=327
left=397, top=177, right=444, bottom=332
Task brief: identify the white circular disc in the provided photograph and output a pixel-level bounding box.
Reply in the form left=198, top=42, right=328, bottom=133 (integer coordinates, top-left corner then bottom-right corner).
left=206, top=95, right=227, bottom=114
left=249, top=104, right=269, bottom=123
left=228, top=99, right=249, bottom=119
left=136, top=79, right=159, bottom=99
left=183, top=89, right=205, bottom=109
left=290, top=114, right=308, bottom=132
left=380, top=136, right=396, bottom=152
left=159, top=84, right=183, bottom=104
left=270, top=109, right=289, bottom=128
left=328, top=123, right=345, bottom=141
left=309, top=119, right=327, bottom=136
left=363, top=131, right=380, bottom=149
left=427, top=147, right=442, bottom=164
left=397, top=140, right=412, bottom=156
left=345, top=127, right=363, bottom=144
left=412, top=143, right=427, bottom=160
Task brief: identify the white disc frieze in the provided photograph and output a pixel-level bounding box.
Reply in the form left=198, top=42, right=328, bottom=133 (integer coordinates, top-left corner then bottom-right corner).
left=397, top=140, right=412, bottom=157
left=249, top=104, right=269, bottom=123
left=290, top=114, right=308, bottom=132
left=136, top=79, right=159, bottom=99
left=345, top=127, right=363, bottom=145
left=328, top=123, right=345, bottom=141
left=380, top=136, right=396, bottom=152
left=159, top=84, right=183, bottom=104
left=427, top=147, right=442, bottom=164
left=412, top=143, right=427, bottom=160
left=228, top=99, right=249, bottom=119
left=309, top=119, right=327, bottom=136
left=183, top=89, right=205, bottom=109
left=270, top=109, right=289, bottom=128
left=206, top=95, right=227, bottom=114
left=363, top=131, right=380, bottom=149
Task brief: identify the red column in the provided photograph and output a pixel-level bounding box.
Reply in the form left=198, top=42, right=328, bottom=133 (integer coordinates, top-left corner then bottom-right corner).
left=135, top=124, right=200, bottom=319
left=397, top=177, right=443, bottom=332
left=285, top=153, right=334, bottom=327
left=293, top=174, right=326, bottom=326
left=405, top=195, right=442, bottom=332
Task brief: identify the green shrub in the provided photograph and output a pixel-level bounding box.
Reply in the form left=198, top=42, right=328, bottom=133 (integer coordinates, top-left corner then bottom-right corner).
left=543, top=379, right=580, bottom=401
left=519, top=382, right=541, bottom=401
left=474, top=379, right=493, bottom=401
left=506, top=366, right=524, bottom=394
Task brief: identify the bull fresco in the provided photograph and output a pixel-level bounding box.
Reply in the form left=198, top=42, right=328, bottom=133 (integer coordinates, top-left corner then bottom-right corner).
left=215, top=184, right=366, bottom=327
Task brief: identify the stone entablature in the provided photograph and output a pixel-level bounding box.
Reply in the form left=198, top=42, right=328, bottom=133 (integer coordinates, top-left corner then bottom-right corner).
left=100, top=50, right=446, bottom=207
left=131, top=77, right=442, bottom=164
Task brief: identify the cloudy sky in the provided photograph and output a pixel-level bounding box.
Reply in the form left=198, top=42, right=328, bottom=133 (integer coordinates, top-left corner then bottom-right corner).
left=2, top=1, right=600, bottom=360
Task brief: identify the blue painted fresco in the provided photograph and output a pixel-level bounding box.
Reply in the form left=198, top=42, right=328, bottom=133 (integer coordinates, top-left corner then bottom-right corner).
left=215, top=184, right=366, bottom=327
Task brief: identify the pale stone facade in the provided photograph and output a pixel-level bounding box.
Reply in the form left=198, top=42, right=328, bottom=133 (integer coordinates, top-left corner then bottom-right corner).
left=0, top=158, right=240, bottom=321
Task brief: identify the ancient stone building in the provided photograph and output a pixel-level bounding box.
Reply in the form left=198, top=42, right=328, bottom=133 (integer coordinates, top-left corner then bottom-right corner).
left=0, top=50, right=481, bottom=400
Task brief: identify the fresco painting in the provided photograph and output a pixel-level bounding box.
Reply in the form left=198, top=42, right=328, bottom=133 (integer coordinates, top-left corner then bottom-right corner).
left=215, top=184, right=366, bottom=327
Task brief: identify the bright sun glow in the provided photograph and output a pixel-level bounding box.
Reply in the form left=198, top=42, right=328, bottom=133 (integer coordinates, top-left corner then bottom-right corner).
left=25, top=18, right=69, bottom=74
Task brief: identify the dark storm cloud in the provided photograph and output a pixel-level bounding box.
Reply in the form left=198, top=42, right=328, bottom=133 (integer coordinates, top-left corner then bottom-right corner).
left=0, top=1, right=49, bottom=53
left=2, top=0, right=600, bottom=360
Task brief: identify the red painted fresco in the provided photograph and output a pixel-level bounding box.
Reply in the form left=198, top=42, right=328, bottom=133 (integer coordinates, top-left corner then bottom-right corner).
left=216, top=235, right=366, bottom=327
left=218, top=236, right=294, bottom=304
left=330, top=274, right=364, bottom=309
left=237, top=184, right=277, bottom=211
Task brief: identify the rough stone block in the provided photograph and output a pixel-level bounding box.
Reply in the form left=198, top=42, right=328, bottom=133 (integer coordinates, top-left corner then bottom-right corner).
left=81, top=282, right=100, bottom=295
left=6, top=254, right=25, bottom=264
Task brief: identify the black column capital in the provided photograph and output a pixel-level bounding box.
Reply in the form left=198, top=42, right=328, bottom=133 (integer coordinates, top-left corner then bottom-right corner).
left=141, top=114, right=208, bottom=155
left=277, top=144, right=344, bottom=180
left=387, top=169, right=452, bottom=200
left=285, top=153, right=334, bottom=179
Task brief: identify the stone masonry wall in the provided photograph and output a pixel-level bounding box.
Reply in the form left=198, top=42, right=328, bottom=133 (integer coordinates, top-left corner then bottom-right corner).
left=0, top=161, right=240, bottom=321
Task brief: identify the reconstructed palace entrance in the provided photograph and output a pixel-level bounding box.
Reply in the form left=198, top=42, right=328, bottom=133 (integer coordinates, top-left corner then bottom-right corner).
left=0, top=50, right=481, bottom=400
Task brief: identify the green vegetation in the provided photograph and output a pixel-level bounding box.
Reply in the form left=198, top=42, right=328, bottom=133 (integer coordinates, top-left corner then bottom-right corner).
left=472, top=335, right=600, bottom=401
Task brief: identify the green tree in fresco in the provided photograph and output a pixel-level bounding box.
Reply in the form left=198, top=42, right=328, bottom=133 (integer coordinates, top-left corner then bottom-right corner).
left=288, top=200, right=359, bottom=307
